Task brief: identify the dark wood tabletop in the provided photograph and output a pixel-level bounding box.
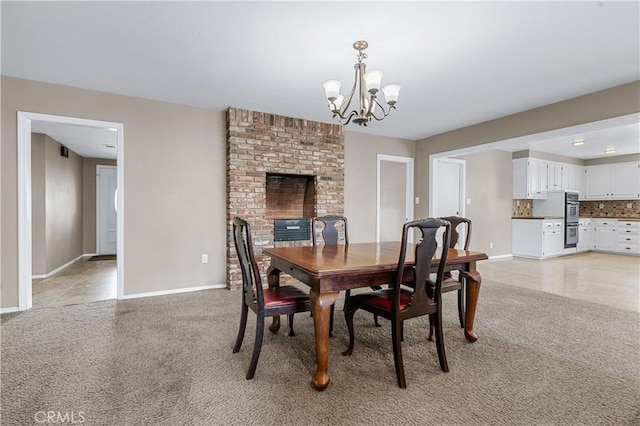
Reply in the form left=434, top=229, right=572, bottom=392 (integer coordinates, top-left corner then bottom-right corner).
left=262, top=242, right=488, bottom=390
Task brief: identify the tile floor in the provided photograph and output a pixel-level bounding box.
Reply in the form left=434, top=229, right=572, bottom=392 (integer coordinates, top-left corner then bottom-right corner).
left=32, top=256, right=116, bottom=308
left=32, top=252, right=639, bottom=312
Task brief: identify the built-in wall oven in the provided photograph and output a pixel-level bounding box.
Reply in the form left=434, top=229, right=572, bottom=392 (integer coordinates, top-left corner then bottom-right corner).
left=565, top=192, right=579, bottom=248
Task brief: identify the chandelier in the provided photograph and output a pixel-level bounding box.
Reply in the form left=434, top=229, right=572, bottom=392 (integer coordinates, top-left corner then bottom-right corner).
left=322, top=40, right=401, bottom=126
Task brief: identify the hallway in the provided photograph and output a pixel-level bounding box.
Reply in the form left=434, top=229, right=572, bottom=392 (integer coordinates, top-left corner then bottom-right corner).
left=32, top=256, right=116, bottom=308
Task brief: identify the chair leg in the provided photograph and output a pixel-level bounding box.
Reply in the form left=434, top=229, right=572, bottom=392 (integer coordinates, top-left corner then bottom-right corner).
left=329, top=304, right=335, bottom=338
left=428, top=316, right=435, bottom=342
left=457, top=286, right=465, bottom=328
left=233, top=302, right=249, bottom=353
left=370, top=286, right=382, bottom=327
left=391, top=318, right=407, bottom=388
left=433, top=311, right=449, bottom=373
left=287, top=313, right=296, bottom=337
left=342, top=306, right=357, bottom=356
left=246, top=315, right=265, bottom=380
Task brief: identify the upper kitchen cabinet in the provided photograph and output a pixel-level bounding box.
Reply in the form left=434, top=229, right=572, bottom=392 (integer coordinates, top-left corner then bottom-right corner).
left=513, top=158, right=584, bottom=199
left=585, top=162, right=640, bottom=200
left=513, top=158, right=547, bottom=199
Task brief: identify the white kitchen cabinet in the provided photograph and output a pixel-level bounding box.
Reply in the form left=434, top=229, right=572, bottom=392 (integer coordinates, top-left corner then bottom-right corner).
left=513, top=158, right=547, bottom=199
left=585, top=162, right=640, bottom=200
left=564, top=165, right=585, bottom=194
left=512, top=219, right=564, bottom=259
left=546, top=162, right=564, bottom=191
left=616, top=220, right=640, bottom=255
left=593, top=219, right=617, bottom=252
left=577, top=219, right=593, bottom=252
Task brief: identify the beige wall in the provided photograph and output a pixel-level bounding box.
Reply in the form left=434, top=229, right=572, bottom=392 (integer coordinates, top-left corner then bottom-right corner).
left=44, top=135, right=84, bottom=272
left=1, top=76, right=226, bottom=308
left=344, top=131, right=415, bottom=243
left=585, top=153, right=640, bottom=166
left=454, top=150, right=513, bottom=256
left=31, top=134, right=46, bottom=275
left=82, top=157, right=117, bottom=254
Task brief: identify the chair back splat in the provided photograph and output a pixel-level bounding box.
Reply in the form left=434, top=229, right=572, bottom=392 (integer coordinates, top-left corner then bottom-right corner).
left=312, top=215, right=348, bottom=246
left=342, top=218, right=451, bottom=388
left=233, top=217, right=264, bottom=308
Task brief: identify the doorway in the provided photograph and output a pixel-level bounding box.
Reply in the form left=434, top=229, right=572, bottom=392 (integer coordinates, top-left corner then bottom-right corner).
left=17, top=112, right=124, bottom=310
left=377, top=154, right=414, bottom=242
left=430, top=157, right=466, bottom=247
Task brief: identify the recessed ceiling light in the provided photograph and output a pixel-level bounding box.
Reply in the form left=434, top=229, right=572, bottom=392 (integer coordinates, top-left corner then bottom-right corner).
left=103, top=144, right=117, bottom=149
left=605, top=148, right=616, bottom=154
left=571, top=140, right=584, bottom=146
left=107, top=127, right=118, bottom=132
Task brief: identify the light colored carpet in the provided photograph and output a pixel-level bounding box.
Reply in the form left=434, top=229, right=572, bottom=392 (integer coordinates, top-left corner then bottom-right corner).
left=2, top=281, right=639, bottom=425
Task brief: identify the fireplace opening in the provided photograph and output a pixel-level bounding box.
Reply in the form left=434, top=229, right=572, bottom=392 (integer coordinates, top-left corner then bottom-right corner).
left=265, top=173, right=315, bottom=220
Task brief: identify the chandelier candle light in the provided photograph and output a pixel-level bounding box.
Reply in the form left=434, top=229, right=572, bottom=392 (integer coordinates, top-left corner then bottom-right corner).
left=322, top=40, right=401, bottom=126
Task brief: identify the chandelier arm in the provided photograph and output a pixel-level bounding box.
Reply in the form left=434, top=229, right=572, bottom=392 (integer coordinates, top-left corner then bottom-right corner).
left=338, top=66, right=360, bottom=118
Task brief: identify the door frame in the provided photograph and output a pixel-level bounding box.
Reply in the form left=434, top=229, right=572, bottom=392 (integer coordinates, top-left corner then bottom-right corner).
left=429, top=156, right=466, bottom=218
left=96, top=165, right=118, bottom=255
left=376, top=154, right=414, bottom=242
left=17, top=111, right=124, bottom=310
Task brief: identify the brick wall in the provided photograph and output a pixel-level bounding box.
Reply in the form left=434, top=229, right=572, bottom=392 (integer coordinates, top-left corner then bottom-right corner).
left=226, top=107, right=344, bottom=289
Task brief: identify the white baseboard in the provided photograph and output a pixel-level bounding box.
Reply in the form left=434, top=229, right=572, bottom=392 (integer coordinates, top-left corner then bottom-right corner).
left=1, top=306, right=20, bottom=314
left=122, top=284, right=226, bottom=300
left=488, top=254, right=513, bottom=260
left=32, top=254, right=86, bottom=279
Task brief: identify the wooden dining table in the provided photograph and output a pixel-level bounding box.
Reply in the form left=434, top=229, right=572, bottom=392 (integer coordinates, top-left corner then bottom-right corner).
left=262, top=241, right=488, bottom=390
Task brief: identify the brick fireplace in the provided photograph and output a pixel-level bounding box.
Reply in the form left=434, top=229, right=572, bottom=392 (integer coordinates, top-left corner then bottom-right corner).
left=226, top=107, right=344, bottom=289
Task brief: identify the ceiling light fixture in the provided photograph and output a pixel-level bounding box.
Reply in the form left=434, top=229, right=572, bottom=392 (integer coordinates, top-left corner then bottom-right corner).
left=322, top=40, right=400, bottom=126
left=572, top=140, right=585, bottom=146
left=605, top=147, right=616, bottom=154
left=103, top=144, right=116, bottom=149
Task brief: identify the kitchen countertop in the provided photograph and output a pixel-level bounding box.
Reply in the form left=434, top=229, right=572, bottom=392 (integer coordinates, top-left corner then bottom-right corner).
left=512, top=216, right=563, bottom=220
left=579, top=217, right=640, bottom=221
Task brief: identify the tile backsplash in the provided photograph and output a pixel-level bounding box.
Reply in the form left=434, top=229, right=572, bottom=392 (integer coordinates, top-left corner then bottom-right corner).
left=580, top=200, right=640, bottom=218
left=513, top=199, right=640, bottom=218
left=512, top=199, right=533, bottom=217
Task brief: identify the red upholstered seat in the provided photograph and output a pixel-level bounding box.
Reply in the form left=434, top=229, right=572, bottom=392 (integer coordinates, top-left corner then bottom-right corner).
left=354, top=288, right=433, bottom=311
left=263, top=286, right=311, bottom=308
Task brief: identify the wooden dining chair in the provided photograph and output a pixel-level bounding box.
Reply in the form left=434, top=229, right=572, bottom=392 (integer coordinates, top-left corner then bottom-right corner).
left=312, top=215, right=383, bottom=335
left=232, top=217, right=312, bottom=380
left=428, top=216, right=472, bottom=340
left=342, top=218, right=451, bottom=388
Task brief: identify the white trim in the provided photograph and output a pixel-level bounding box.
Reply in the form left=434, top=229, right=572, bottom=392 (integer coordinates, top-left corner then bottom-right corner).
left=96, top=164, right=117, bottom=255
left=376, top=154, right=414, bottom=242
left=1, top=307, right=21, bottom=314
left=121, top=284, right=225, bottom=300
left=32, top=254, right=84, bottom=280
left=17, top=112, right=125, bottom=311
left=488, top=254, right=514, bottom=260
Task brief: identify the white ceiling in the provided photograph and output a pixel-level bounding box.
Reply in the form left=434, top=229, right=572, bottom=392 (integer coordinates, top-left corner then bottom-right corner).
left=30, top=121, right=118, bottom=160
left=2, top=1, right=639, bottom=159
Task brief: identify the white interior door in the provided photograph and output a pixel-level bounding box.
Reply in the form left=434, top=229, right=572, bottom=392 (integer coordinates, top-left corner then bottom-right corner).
left=377, top=155, right=414, bottom=242
left=97, top=165, right=117, bottom=255
left=431, top=158, right=466, bottom=247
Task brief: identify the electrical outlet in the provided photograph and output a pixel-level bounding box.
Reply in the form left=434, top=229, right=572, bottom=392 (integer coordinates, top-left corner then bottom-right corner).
left=599, top=203, right=604, bottom=209
left=201, top=254, right=208, bottom=264
left=627, top=203, right=633, bottom=209
left=516, top=200, right=520, bottom=207
left=489, top=242, right=494, bottom=249
left=466, top=198, right=471, bottom=205
left=415, top=197, right=420, bottom=205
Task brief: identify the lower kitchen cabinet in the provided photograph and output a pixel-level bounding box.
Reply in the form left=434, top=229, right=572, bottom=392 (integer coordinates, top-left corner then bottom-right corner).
left=577, top=219, right=593, bottom=252
left=616, top=220, right=640, bottom=255
left=513, top=219, right=564, bottom=259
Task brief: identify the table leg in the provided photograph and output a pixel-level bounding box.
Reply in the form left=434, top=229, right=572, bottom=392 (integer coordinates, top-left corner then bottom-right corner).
left=266, top=266, right=281, bottom=333
left=464, top=267, right=482, bottom=343
left=310, top=289, right=339, bottom=391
